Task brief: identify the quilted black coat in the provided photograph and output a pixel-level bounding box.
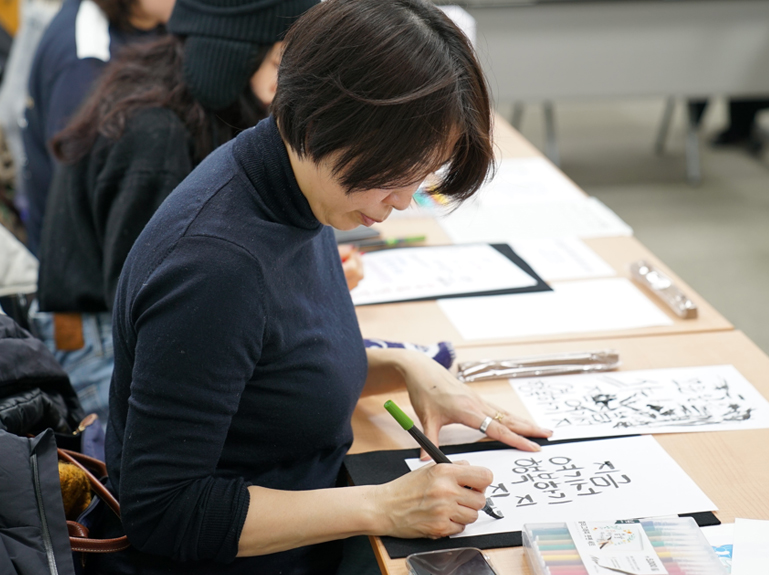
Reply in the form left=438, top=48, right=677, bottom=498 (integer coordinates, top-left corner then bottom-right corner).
left=0, top=314, right=83, bottom=435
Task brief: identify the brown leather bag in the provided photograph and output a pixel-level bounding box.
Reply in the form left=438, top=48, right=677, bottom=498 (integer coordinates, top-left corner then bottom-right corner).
left=57, top=448, right=130, bottom=554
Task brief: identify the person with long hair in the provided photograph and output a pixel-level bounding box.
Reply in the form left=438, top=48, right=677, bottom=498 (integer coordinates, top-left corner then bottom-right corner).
left=22, top=0, right=175, bottom=256
left=99, top=1, right=552, bottom=573
left=34, top=0, right=318, bottom=424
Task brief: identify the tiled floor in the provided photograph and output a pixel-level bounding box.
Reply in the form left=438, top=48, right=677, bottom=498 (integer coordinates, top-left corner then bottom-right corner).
left=501, top=97, right=769, bottom=353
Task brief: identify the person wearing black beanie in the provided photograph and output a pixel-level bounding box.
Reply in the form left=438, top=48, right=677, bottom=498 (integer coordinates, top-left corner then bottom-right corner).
left=168, top=0, right=316, bottom=111
left=34, top=0, right=318, bottom=427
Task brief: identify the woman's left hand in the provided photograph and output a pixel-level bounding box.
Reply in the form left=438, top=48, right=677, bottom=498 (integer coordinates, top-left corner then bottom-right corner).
left=338, top=244, right=364, bottom=290
left=395, top=350, right=552, bottom=457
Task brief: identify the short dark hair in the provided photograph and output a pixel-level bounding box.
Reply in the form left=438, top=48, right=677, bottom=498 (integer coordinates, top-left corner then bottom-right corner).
left=273, top=0, right=493, bottom=202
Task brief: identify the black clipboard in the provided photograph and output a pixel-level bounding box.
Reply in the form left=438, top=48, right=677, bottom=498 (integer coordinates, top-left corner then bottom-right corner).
left=353, top=243, right=551, bottom=306
left=343, top=439, right=720, bottom=559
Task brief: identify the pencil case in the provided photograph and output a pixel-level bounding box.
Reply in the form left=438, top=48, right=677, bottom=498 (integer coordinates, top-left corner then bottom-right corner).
left=523, top=517, right=727, bottom=575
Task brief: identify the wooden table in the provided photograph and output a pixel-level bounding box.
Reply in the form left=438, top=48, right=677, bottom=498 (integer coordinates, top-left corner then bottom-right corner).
left=352, top=330, right=769, bottom=575
left=355, top=233, right=732, bottom=348
left=351, top=116, right=762, bottom=574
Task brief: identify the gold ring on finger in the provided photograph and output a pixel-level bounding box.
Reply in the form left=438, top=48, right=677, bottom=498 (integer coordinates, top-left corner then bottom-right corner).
left=493, top=412, right=505, bottom=422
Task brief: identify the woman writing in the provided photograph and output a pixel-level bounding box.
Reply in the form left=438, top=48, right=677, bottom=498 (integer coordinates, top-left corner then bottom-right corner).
left=101, top=1, right=552, bottom=574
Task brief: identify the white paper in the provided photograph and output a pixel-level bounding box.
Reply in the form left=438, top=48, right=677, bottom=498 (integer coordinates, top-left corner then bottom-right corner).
left=568, top=520, right=668, bottom=575
left=438, top=197, right=633, bottom=243
left=508, top=237, right=616, bottom=282
left=732, top=519, right=769, bottom=575
left=511, top=365, right=769, bottom=440
left=405, top=436, right=716, bottom=538
left=474, top=157, right=585, bottom=205
left=438, top=278, right=673, bottom=341
left=350, top=244, right=537, bottom=306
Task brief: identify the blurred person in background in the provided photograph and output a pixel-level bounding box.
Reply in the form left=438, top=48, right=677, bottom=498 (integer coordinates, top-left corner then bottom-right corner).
left=33, top=0, right=317, bottom=424
left=22, top=0, right=175, bottom=257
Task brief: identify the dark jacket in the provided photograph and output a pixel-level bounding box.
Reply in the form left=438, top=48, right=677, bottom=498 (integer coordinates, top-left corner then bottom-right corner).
left=0, top=314, right=83, bottom=435
left=37, top=107, right=193, bottom=313
left=0, top=428, right=76, bottom=575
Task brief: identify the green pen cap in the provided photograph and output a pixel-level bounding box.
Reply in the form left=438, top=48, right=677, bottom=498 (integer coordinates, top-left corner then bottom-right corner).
left=384, top=400, right=414, bottom=431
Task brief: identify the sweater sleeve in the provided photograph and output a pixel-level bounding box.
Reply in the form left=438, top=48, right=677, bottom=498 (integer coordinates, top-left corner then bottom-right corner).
left=91, top=108, right=194, bottom=310
left=116, top=235, right=264, bottom=563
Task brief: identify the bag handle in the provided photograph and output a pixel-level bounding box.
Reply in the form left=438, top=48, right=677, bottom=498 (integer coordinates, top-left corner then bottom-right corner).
left=57, top=448, right=130, bottom=553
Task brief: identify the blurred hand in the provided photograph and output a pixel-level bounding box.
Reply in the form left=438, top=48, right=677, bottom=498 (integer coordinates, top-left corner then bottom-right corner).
left=374, top=461, right=492, bottom=539
left=338, top=244, right=364, bottom=290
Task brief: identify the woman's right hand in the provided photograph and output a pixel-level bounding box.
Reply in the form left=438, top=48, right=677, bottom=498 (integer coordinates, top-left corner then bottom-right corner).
left=236, top=463, right=492, bottom=556
left=374, top=462, right=493, bottom=539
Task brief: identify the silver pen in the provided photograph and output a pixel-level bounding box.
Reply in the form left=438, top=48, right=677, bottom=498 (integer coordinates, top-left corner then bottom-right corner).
left=456, top=350, right=620, bottom=383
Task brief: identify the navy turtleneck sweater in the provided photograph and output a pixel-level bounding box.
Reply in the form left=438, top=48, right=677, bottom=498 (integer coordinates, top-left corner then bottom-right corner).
left=103, top=116, right=368, bottom=575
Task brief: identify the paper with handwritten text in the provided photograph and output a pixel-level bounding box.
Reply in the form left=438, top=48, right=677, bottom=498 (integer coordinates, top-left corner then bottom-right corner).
left=405, top=436, right=715, bottom=538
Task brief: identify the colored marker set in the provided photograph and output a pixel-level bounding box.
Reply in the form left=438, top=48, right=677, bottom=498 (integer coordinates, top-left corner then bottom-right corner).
left=523, top=518, right=727, bottom=575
